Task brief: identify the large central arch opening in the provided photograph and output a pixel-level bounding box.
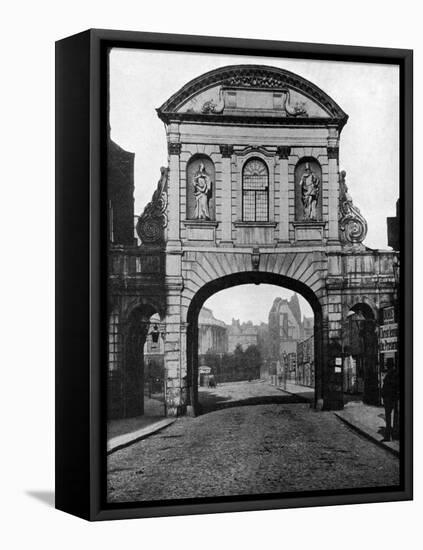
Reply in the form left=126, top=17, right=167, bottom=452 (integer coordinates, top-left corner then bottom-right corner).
left=186, top=272, right=323, bottom=415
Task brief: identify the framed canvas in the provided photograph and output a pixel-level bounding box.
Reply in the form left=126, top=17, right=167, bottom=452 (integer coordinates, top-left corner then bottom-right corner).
left=55, top=29, right=413, bottom=521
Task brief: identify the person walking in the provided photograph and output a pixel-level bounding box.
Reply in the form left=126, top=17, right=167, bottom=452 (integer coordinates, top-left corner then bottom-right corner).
left=381, top=361, right=399, bottom=441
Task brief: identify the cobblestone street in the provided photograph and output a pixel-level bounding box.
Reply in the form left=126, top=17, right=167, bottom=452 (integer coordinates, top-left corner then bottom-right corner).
left=107, top=382, right=400, bottom=503
left=198, top=379, right=310, bottom=412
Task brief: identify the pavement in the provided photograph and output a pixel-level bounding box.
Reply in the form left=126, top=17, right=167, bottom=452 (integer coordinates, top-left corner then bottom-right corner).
left=334, top=401, right=400, bottom=456
left=272, top=380, right=400, bottom=457
left=107, top=396, right=173, bottom=454
left=108, top=417, right=176, bottom=454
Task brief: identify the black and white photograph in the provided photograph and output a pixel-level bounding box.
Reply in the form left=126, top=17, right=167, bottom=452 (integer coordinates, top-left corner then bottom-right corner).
left=3, top=0, right=421, bottom=546
left=106, top=47, right=404, bottom=504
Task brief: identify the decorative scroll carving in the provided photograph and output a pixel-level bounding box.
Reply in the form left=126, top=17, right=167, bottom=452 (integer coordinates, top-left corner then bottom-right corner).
left=338, top=170, right=368, bottom=245
left=282, top=90, right=308, bottom=117
left=277, top=146, right=291, bottom=159
left=136, top=167, right=168, bottom=244
left=219, top=144, right=234, bottom=158
left=168, top=142, right=182, bottom=155
left=201, top=87, right=225, bottom=114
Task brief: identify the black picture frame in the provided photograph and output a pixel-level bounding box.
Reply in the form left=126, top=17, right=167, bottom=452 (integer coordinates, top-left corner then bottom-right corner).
left=55, top=28, right=413, bottom=521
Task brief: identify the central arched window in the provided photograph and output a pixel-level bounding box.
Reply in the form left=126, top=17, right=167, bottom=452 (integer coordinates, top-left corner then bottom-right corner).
left=242, top=158, right=269, bottom=222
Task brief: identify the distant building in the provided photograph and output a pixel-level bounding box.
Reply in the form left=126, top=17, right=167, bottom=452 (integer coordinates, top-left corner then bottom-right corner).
left=145, top=308, right=228, bottom=374
left=268, top=294, right=313, bottom=360
left=227, top=319, right=259, bottom=352
left=198, top=307, right=228, bottom=355
left=302, top=316, right=314, bottom=340
left=267, top=294, right=314, bottom=386
left=296, top=335, right=314, bottom=387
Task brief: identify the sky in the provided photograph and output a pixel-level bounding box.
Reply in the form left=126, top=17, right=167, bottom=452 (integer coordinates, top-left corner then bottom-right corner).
left=109, top=48, right=399, bottom=324
left=203, top=285, right=313, bottom=325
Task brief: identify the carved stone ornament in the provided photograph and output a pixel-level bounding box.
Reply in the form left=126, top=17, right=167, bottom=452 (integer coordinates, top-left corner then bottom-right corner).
left=280, top=90, right=308, bottom=117
left=201, top=86, right=225, bottom=114
left=136, top=167, right=168, bottom=244
left=327, top=146, right=339, bottom=160
left=338, top=170, right=368, bottom=245
left=251, top=247, right=260, bottom=271
left=277, top=146, right=291, bottom=159
left=168, top=142, right=182, bottom=155
left=219, top=144, right=234, bottom=158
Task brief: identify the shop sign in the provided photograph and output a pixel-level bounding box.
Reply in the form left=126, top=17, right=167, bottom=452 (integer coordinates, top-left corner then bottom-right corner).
left=383, top=306, right=396, bottom=324
left=379, top=322, right=398, bottom=353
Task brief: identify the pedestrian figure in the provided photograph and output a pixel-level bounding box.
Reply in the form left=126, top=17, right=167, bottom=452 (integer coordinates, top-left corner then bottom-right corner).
left=381, top=361, right=399, bottom=442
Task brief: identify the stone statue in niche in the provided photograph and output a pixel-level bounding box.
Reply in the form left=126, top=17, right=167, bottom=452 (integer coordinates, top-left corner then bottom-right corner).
left=193, top=162, right=212, bottom=220
left=301, top=163, right=320, bottom=220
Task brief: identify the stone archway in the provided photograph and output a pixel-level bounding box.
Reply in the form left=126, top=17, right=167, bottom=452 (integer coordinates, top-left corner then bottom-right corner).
left=107, top=64, right=399, bottom=420
left=186, top=271, right=323, bottom=416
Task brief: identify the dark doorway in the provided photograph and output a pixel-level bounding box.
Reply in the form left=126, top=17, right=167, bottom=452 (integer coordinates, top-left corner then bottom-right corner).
left=343, top=303, right=379, bottom=405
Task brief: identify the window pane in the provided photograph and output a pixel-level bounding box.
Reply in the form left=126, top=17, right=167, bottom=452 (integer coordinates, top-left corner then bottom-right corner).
left=242, top=159, right=269, bottom=221
left=256, top=191, right=268, bottom=221
left=243, top=190, right=255, bottom=221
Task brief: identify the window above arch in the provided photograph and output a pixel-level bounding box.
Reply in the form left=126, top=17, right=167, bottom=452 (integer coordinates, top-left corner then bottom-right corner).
left=242, top=158, right=269, bottom=222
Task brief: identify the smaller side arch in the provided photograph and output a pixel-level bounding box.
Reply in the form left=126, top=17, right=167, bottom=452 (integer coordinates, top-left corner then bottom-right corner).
left=343, top=296, right=378, bottom=321
left=116, top=302, right=165, bottom=419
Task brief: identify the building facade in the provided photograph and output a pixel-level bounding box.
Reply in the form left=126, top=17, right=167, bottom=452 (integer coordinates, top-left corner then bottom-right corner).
left=198, top=307, right=228, bottom=356
left=227, top=319, right=259, bottom=352
left=297, top=335, right=315, bottom=387
left=108, top=64, right=398, bottom=418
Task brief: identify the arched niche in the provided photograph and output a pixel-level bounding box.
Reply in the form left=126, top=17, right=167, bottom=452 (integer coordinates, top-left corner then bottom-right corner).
left=186, top=154, right=215, bottom=221
left=295, top=158, right=322, bottom=222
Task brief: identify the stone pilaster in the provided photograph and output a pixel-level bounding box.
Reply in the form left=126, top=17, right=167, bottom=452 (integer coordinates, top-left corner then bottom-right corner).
left=327, top=146, right=339, bottom=243
left=167, top=141, right=182, bottom=248
left=276, top=146, right=290, bottom=244
left=219, top=144, right=234, bottom=245
left=164, top=281, right=185, bottom=416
